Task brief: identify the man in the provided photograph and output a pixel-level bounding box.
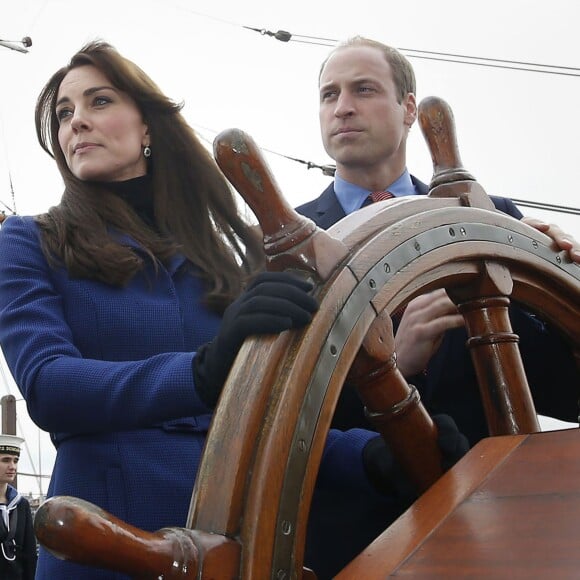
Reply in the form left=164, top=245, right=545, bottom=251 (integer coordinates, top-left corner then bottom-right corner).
left=0, top=434, right=37, bottom=580
left=296, top=36, right=579, bottom=577
left=297, top=35, right=579, bottom=440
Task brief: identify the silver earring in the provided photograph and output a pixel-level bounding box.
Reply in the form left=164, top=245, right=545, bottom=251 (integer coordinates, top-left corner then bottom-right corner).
left=143, top=146, right=152, bottom=158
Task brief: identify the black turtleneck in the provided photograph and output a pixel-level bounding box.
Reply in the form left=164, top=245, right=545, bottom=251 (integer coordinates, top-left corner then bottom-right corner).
left=104, top=174, right=156, bottom=228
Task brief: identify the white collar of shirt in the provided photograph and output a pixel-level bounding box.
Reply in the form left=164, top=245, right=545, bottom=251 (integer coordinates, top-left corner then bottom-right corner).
left=0, top=490, right=21, bottom=529
left=334, top=169, right=417, bottom=216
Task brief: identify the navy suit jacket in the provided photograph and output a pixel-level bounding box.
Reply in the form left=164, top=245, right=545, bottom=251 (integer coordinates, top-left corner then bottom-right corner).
left=296, top=179, right=579, bottom=445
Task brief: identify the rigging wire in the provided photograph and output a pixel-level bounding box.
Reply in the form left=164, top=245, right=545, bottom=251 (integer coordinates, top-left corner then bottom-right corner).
left=6, top=172, right=17, bottom=215
left=0, top=106, right=18, bottom=217
left=0, top=37, right=31, bottom=54
left=191, top=123, right=579, bottom=217
left=159, top=2, right=580, bottom=78
left=192, top=123, right=337, bottom=177
left=242, top=27, right=580, bottom=77
left=510, top=198, right=580, bottom=216
left=398, top=46, right=580, bottom=73
left=246, top=26, right=580, bottom=76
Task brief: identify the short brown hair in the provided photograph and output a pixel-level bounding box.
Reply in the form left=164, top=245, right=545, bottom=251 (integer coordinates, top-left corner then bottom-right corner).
left=319, top=36, right=416, bottom=103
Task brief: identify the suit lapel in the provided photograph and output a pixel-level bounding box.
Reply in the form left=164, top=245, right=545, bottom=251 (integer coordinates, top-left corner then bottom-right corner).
left=412, top=175, right=430, bottom=195
left=310, top=184, right=347, bottom=229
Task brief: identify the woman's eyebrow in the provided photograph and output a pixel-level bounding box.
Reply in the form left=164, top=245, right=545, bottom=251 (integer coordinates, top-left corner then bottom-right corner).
left=56, top=85, right=115, bottom=107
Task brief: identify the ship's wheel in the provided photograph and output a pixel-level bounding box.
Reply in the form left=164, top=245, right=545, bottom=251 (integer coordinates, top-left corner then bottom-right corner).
left=34, top=96, right=580, bottom=579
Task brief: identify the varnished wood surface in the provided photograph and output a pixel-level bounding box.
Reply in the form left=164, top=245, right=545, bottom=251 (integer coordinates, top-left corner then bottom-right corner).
left=337, top=428, right=580, bottom=579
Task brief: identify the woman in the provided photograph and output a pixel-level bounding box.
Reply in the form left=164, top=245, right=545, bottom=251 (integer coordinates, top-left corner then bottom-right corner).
left=0, top=42, right=466, bottom=579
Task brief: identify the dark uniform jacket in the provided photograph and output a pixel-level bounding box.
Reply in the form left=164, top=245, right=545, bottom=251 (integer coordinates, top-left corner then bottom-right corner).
left=0, top=486, right=37, bottom=580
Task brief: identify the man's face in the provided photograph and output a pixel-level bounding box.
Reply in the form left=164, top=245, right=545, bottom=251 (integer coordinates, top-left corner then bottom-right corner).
left=319, top=45, right=416, bottom=171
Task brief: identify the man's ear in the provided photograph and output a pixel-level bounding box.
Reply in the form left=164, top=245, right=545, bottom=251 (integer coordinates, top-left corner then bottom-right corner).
left=404, top=93, right=417, bottom=128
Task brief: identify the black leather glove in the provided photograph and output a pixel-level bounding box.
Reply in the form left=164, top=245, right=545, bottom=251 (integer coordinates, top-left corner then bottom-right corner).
left=363, top=414, right=470, bottom=496
left=432, top=414, right=471, bottom=471
left=194, top=271, right=319, bottom=408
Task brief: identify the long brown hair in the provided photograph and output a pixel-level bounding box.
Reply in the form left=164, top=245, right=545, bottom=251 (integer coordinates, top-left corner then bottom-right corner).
left=35, top=40, right=264, bottom=312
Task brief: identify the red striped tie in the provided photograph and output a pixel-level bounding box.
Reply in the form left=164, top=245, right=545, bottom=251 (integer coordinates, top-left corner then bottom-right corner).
left=369, top=190, right=394, bottom=203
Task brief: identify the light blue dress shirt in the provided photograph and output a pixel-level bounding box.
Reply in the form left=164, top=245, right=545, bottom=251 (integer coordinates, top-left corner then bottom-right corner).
left=333, top=169, right=418, bottom=216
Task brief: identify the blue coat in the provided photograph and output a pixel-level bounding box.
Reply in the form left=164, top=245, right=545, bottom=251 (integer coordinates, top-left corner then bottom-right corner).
left=296, top=180, right=580, bottom=445
left=0, top=215, right=389, bottom=579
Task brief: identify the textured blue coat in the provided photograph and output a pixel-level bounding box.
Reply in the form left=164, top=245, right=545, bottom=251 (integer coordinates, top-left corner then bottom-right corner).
left=0, top=215, right=387, bottom=579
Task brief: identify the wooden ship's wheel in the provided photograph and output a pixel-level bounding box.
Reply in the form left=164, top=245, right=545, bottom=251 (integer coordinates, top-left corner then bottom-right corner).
left=34, top=97, right=580, bottom=578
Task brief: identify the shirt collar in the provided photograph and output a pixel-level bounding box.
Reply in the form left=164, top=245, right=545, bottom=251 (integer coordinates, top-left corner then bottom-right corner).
left=334, top=169, right=417, bottom=215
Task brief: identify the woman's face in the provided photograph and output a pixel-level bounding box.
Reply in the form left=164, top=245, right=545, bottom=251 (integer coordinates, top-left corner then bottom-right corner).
left=56, top=65, right=150, bottom=182
left=0, top=454, right=18, bottom=485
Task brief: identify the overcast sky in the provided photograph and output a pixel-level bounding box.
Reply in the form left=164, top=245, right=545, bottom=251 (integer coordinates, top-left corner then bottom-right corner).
left=1, top=0, right=579, bottom=496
